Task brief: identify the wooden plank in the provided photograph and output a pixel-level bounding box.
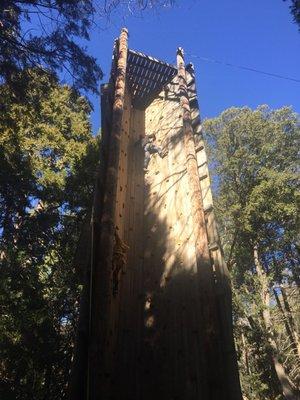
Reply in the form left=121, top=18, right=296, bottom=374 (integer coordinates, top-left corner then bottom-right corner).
left=89, top=39, right=242, bottom=400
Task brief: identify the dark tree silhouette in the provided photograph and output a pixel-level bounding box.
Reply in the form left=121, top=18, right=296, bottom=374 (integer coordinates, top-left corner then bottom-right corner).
left=0, top=1, right=103, bottom=93
left=284, top=0, right=300, bottom=31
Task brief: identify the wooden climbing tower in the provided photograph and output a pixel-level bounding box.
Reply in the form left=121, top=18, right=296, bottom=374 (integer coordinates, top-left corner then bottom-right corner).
left=69, top=28, right=242, bottom=400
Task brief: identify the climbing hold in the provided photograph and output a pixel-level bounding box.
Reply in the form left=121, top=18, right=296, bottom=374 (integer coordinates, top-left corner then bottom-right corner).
left=199, top=173, right=208, bottom=181
left=196, top=144, right=204, bottom=153
left=209, top=242, right=218, bottom=251
left=204, top=204, right=213, bottom=213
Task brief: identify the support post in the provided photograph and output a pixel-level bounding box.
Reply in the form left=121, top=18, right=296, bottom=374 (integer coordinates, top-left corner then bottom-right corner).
left=177, top=47, right=211, bottom=284
left=177, top=48, right=242, bottom=400
left=177, top=47, right=226, bottom=399
left=89, top=27, right=129, bottom=400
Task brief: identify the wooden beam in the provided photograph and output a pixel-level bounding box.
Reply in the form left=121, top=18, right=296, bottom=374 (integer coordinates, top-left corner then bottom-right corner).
left=177, top=47, right=226, bottom=399
left=89, top=27, right=129, bottom=400
left=178, top=50, right=242, bottom=400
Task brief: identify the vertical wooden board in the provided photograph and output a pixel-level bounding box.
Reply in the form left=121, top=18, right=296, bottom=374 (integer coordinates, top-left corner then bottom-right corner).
left=142, top=76, right=202, bottom=399
left=132, top=110, right=146, bottom=398
left=103, top=64, right=238, bottom=400
left=110, top=100, right=146, bottom=399
left=142, top=98, right=169, bottom=398
left=205, top=211, right=219, bottom=246
left=165, top=90, right=201, bottom=400
left=199, top=176, right=213, bottom=212
left=104, top=90, right=131, bottom=390
left=143, top=93, right=168, bottom=398
left=90, top=44, right=242, bottom=400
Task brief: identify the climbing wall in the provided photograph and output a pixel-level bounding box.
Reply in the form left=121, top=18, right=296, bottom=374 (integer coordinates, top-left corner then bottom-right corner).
left=70, top=30, right=242, bottom=400
left=141, top=77, right=202, bottom=399
left=100, top=70, right=230, bottom=399
left=108, top=89, right=146, bottom=398
left=104, top=88, right=132, bottom=379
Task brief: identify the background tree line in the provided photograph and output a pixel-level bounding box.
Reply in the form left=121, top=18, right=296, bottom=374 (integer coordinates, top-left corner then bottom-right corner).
left=203, top=106, right=300, bottom=400
left=0, top=1, right=299, bottom=399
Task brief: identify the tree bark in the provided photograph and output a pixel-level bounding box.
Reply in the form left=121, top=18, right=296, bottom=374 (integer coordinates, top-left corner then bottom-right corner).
left=241, top=332, right=250, bottom=375
left=253, top=244, right=299, bottom=400
left=288, top=245, right=300, bottom=290
left=281, top=286, right=300, bottom=360
left=273, top=287, right=300, bottom=360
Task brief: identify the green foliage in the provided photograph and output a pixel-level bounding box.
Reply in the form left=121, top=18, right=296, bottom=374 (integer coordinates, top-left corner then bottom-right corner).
left=0, top=0, right=175, bottom=93
left=284, top=0, right=300, bottom=31
left=204, top=106, right=300, bottom=399
left=0, top=69, right=99, bottom=399
left=0, top=1, right=102, bottom=93
left=204, top=105, right=298, bottom=240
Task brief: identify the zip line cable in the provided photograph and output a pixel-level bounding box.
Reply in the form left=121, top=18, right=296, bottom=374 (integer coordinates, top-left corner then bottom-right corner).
left=186, top=53, right=300, bottom=83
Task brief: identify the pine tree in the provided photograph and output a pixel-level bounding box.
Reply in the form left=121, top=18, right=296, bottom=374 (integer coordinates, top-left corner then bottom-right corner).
left=204, top=106, right=300, bottom=400
left=0, top=69, right=99, bottom=399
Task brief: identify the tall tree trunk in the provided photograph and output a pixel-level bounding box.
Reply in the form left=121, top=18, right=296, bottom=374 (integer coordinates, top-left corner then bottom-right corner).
left=273, top=288, right=300, bottom=360
left=288, top=245, right=300, bottom=290
left=241, top=332, right=250, bottom=375
left=253, top=244, right=299, bottom=400
left=281, top=286, right=300, bottom=360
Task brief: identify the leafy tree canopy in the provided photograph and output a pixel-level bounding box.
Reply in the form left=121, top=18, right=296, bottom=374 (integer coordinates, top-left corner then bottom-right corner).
left=0, top=0, right=176, bottom=93
left=0, top=68, right=99, bottom=399
left=0, top=1, right=103, bottom=93
left=204, top=106, right=300, bottom=399
left=204, top=105, right=299, bottom=248
left=284, top=0, right=300, bottom=31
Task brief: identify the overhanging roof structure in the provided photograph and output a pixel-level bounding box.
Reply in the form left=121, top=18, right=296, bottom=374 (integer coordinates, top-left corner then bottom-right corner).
left=126, top=49, right=177, bottom=108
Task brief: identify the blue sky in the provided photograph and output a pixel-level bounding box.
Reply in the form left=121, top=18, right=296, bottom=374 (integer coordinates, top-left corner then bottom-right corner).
left=81, top=0, right=300, bottom=133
